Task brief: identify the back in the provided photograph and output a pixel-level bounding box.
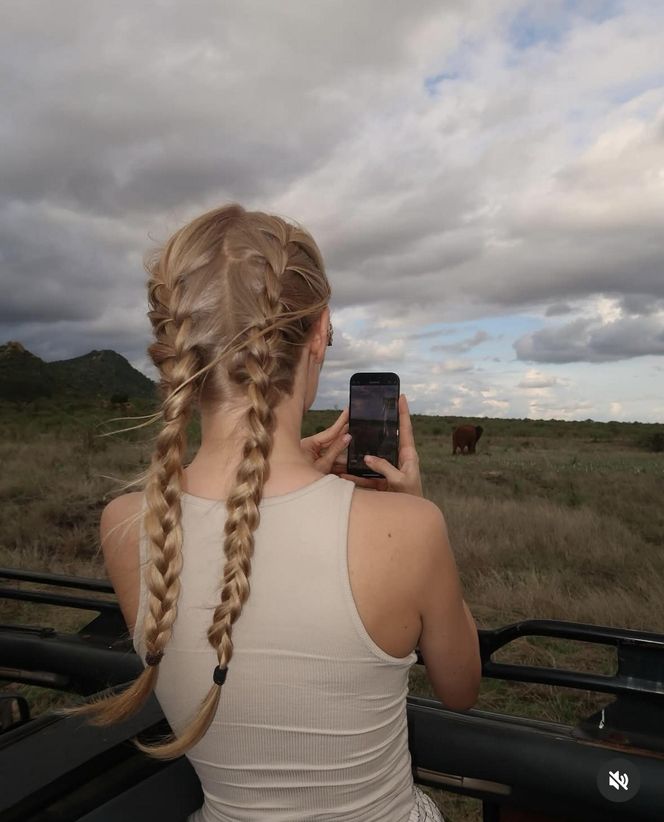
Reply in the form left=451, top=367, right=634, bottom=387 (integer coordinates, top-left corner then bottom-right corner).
left=132, top=473, right=419, bottom=822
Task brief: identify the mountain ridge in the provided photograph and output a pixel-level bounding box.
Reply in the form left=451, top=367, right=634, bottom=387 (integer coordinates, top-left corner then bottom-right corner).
left=0, top=341, right=157, bottom=402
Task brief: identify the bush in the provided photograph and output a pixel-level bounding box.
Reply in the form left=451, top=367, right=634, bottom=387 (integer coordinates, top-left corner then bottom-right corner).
left=643, top=432, right=664, bottom=453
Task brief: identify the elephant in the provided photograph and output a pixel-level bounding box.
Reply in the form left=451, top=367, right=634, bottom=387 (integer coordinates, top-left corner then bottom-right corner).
left=452, top=424, right=483, bottom=455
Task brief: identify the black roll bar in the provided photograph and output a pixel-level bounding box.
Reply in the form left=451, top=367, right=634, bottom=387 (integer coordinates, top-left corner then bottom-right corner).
left=2, top=567, right=664, bottom=700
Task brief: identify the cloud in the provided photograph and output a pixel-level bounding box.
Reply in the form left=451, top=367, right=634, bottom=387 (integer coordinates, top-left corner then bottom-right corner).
left=432, top=359, right=475, bottom=373
left=4, top=3, right=664, bottom=325
left=2, top=1, right=664, bottom=421
left=0, top=200, right=144, bottom=335
left=431, top=330, right=489, bottom=353
left=517, top=370, right=559, bottom=389
left=405, top=328, right=456, bottom=340
left=323, top=331, right=406, bottom=374
left=515, top=310, right=664, bottom=363
left=545, top=302, right=573, bottom=317
left=483, top=397, right=510, bottom=412
left=525, top=399, right=595, bottom=421
left=620, top=294, right=664, bottom=316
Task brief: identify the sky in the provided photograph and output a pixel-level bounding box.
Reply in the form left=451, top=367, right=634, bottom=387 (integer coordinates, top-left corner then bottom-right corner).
left=1, top=0, right=663, bottom=422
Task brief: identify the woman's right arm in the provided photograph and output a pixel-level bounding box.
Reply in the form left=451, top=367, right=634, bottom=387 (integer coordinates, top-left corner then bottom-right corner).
left=412, top=499, right=482, bottom=710
left=341, top=392, right=482, bottom=708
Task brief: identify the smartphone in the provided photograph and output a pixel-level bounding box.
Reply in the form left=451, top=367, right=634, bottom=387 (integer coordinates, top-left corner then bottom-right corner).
left=347, top=372, right=400, bottom=478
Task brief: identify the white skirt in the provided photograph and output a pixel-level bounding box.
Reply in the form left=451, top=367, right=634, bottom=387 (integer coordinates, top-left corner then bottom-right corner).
left=407, top=785, right=444, bottom=821
left=188, top=785, right=445, bottom=821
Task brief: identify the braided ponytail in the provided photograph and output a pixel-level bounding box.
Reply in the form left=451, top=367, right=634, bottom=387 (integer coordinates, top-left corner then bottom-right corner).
left=56, top=236, right=207, bottom=731
left=208, top=223, right=286, bottom=679
left=133, top=217, right=292, bottom=759
left=57, top=203, right=331, bottom=760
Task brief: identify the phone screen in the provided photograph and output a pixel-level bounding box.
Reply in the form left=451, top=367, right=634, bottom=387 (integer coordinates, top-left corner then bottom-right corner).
left=347, top=375, right=399, bottom=477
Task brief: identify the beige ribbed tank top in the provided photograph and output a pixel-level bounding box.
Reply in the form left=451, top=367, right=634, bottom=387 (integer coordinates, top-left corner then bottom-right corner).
left=132, top=473, right=419, bottom=822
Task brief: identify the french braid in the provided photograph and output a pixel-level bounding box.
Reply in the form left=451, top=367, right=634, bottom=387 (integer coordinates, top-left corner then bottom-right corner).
left=57, top=235, right=206, bottom=729
left=208, top=223, right=286, bottom=677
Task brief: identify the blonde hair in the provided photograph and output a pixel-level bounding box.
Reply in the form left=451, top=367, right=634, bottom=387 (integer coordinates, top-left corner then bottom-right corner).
left=56, top=203, right=331, bottom=759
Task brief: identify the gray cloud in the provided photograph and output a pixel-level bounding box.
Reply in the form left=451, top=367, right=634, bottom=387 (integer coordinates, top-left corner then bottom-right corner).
left=515, top=314, right=664, bottom=363
left=0, top=1, right=456, bottom=217
left=545, top=302, right=573, bottom=317
left=517, top=373, right=559, bottom=389
left=405, top=328, right=456, bottom=340
left=435, top=359, right=475, bottom=373
left=431, top=330, right=489, bottom=353
left=1, top=1, right=663, bottom=421
left=0, top=202, right=142, bottom=325
left=321, top=331, right=406, bottom=377
left=4, top=3, right=663, bottom=323
left=620, top=294, right=664, bottom=316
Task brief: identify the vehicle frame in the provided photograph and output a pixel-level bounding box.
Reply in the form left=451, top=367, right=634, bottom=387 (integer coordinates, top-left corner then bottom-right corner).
left=1, top=567, right=663, bottom=821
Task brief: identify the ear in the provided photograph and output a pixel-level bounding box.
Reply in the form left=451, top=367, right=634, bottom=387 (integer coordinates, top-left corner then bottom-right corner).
left=309, top=305, right=330, bottom=364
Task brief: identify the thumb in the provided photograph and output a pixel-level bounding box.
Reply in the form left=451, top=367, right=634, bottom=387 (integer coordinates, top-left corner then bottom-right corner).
left=363, top=455, right=401, bottom=484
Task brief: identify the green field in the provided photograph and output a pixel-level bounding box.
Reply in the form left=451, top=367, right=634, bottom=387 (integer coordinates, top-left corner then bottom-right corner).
left=1, top=398, right=663, bottom=821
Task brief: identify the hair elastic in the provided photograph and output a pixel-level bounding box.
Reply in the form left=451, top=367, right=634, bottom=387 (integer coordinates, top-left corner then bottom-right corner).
left=213, top=665, right=228, bottom=686
left=145, top=650, right=164, bottom=666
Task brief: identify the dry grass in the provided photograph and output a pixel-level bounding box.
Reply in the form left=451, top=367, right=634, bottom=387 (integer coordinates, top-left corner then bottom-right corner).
left=1, top=401, right=663, bottom=822
left=411, top=435, right=663, bottom=820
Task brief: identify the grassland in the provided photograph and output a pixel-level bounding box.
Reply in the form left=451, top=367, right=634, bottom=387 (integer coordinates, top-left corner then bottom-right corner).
left=1, top=398, right=663, bottom=821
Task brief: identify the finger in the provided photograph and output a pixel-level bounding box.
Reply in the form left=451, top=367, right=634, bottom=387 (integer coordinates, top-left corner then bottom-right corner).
left=397, top=394, right=416, bottom=451
left=313, top=407, right=349, bottom=447
left=324, top=406, right=349, bottom=439
left=315, top=433, right=352, bottom=474
left=363, top=454, right=402, bottom=485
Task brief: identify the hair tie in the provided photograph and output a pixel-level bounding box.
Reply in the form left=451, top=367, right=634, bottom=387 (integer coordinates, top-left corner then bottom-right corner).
left=145, top=650, right=164, bottom=666
left=213, top=665, right=228, bottom=686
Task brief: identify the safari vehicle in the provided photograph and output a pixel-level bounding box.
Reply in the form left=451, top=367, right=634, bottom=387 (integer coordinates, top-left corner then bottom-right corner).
left=1, top=566, right=664, bottom=822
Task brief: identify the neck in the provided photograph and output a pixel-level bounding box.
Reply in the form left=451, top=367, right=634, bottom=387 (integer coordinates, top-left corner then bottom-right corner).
left=182, top=345, right=323, bottom=496
left=183, top=388, right=312, bottom=492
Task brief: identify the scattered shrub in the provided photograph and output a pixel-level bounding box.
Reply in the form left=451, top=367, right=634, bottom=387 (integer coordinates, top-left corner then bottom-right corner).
left=643, top=432, right=664, bottom=453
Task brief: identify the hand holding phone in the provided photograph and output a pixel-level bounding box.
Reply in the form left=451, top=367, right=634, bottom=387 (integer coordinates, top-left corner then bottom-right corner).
left=343, top=393, right=423, bottom=497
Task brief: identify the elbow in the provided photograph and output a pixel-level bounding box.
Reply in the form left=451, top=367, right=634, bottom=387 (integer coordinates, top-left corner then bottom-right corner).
left=439, top=685, right=480, bottom=712
left=453, top=689, right=480, bottom=711
left=436, top=663, right=482, bottom=711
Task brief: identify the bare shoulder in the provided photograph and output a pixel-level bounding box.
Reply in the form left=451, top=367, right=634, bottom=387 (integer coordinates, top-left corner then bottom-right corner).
left=346, top=488, right=449, bottom=656
left=351, top=487, right=445, bottom=541
left=100, top=492, right=144, bottom=551
left=100, top=492, right=144, bottom=632
left=349, top=488, right=448, bottom=583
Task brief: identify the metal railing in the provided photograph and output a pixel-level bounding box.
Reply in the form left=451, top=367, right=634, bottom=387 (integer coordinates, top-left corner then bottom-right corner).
left=3, top=566, right=664, bottom=700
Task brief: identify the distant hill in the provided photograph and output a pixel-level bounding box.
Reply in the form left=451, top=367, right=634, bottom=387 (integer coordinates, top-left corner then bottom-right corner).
left=0, top=341, right=157, bottom=402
